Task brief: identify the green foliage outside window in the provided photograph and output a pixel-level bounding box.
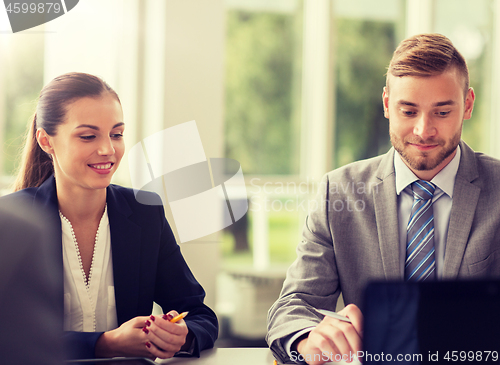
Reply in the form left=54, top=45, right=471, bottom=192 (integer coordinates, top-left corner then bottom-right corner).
left=1, top=37, right=44, bottom=177
left=224, top=9, right=302, bottom=175
left=333, top=19, right=395, bottom=168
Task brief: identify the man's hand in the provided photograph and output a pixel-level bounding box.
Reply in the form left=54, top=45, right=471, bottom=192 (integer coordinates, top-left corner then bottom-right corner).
left=296, top=304, right=363, bottom=365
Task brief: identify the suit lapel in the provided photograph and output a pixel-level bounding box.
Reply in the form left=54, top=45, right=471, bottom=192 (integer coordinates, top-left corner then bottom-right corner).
left=34, top=175, right=60, bottom=215
left=106, top=186, right=142, bottom=324
left=442, top=141, right=480, bottom=279
left=373, top=149, right=402, bottom=279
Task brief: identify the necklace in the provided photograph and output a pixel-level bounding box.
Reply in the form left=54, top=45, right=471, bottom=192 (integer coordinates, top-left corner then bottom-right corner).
left=59, top=207, right=106, bottom=332
left=59, top=212, right=99, bottom=287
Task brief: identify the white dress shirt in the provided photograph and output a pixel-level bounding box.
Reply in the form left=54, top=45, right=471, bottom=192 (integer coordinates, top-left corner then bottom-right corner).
left=395, top=146, right=461, bottom=278
left=60, top=206, right=118, bottom=332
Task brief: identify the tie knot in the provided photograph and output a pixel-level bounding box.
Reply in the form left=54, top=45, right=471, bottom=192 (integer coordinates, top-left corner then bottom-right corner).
left=411, top=180, right=435, bottom=201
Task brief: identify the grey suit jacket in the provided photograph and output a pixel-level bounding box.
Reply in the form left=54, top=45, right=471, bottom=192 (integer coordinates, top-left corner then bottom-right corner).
left=266, top=141, right=500, bottom=363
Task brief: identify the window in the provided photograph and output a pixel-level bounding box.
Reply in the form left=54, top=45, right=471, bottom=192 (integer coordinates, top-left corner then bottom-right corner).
left=333, top=0, right=403, bottom=167
left=0, top=32, right=44, bottom=191
left=224, top=2, right=302, bottom=175
left=222, top=0, right=303, bottom=269
left=221, top=0, right=406, bottom=269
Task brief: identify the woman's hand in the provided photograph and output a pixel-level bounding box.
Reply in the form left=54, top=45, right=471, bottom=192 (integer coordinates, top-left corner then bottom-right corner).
left=144, top=310, right=190, bottom=359
left=95, top=316, right=156, bottom=359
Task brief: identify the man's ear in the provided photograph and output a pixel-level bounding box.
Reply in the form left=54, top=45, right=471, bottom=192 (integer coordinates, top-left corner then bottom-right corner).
left=463, top=87, right=475, bottom=120
left=382, top=86, right=389, bottom=119
left=36, top=129, right=54, bottom=154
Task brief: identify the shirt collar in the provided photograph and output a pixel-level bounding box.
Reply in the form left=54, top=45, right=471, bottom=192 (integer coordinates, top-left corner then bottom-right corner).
left=395, top=145, right=461, bottom=198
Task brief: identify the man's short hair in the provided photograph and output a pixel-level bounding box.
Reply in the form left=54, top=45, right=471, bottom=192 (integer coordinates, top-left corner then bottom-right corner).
left=386, top=33, right=469, bottom=96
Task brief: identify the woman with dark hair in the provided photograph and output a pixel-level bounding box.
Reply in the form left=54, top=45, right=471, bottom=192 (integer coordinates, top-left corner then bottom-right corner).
left=4, top=72, right=218, bottom=360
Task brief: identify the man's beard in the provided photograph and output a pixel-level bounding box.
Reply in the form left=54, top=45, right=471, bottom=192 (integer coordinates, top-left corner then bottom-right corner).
left=390, top=130, right=461, bottom=171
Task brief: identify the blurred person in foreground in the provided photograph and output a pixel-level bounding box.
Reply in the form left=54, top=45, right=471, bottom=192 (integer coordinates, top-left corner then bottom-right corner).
left=0, top=200, right=63, bottom=365
left=0, top=72, right=218, bottom=360
left=267, top=33, right=500, bottom=364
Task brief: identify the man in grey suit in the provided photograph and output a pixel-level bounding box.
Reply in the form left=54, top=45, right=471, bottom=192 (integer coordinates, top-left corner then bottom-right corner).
left=267, top=33, right=500, bottom=364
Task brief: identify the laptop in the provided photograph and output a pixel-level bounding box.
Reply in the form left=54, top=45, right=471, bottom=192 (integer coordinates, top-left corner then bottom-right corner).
left=362, top=280, right=500, bottom=365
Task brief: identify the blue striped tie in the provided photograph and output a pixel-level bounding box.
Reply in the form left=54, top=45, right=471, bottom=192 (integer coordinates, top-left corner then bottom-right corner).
left=405, top=180, right=436, bottom=281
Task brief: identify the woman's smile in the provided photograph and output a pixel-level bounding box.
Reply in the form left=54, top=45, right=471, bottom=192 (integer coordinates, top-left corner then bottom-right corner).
left=88, top=162, right=114, bottom=174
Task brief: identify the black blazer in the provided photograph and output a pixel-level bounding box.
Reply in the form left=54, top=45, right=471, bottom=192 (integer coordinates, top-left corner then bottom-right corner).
left=2, top=176, right=218, bottom=359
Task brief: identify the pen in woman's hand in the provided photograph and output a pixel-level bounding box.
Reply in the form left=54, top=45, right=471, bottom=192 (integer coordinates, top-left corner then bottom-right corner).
left=161, top=311, right=188, bottom=322
left=169, top=311, right=188, bottom=323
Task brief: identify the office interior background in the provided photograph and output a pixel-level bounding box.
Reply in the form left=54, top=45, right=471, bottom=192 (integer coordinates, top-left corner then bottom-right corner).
left=1, top=0, right=499, bottom=345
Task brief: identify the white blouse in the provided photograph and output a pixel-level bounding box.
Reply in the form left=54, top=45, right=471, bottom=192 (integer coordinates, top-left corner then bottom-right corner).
left=60, top=206, right=118, bottom=332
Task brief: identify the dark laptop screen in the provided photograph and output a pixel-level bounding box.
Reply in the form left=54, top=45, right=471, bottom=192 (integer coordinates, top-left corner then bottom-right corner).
left=362, top=281, right=500, bottom=365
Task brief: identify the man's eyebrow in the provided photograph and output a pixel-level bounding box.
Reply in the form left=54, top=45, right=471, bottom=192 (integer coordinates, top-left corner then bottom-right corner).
left=396, top=100, right=456, bottom=107
left=397, top=100, right=417, bottom=107
left=75, top=122, right=124, bottom=130
left=433, top=100, right=456, bottom=107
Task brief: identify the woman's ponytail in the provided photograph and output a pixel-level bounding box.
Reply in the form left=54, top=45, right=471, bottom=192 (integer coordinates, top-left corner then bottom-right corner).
left=13, top=113, right=53, bottom=191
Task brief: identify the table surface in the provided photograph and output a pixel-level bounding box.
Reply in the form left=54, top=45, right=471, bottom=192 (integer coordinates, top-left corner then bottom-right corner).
left=156, top=348, right=361, bottom=365
left=156, top=348, right=274, bottom=365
